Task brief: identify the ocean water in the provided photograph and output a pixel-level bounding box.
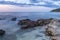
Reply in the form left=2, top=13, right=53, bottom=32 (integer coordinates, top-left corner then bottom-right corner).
left=0, top=12, right=60, bottom=40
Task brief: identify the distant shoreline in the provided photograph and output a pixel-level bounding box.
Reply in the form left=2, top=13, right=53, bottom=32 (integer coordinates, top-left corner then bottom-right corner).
left=51, top=8, right=60, bottom=12
left=0, top=11, right=50, bottom=13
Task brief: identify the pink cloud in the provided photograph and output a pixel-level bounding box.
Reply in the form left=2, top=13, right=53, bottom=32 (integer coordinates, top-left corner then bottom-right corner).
left=0, top=4, right=54, bottom=12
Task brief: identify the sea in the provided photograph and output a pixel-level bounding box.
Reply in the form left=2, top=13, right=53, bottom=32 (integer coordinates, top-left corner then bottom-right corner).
left=0, top=12, right=60, bottom=40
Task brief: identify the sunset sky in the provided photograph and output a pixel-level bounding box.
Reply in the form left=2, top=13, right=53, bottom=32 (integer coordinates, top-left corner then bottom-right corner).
left=0, top=0, right=59, bottom=12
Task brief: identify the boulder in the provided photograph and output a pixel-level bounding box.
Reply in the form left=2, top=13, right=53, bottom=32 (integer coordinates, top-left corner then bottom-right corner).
left=36, top=18, right=53, bottom=26
left=46, top=28, right=55, bottom=36
left=11, top=17, right=17, bottom=21
left=18, top=19, right=37, bottom=29
left=18, top=19, right=31, bottom=25
left=45, top=19, right=59, bottom=36
left=21, top=21, right=37, bottom=29
left=0, top=30, right=5, bottom=36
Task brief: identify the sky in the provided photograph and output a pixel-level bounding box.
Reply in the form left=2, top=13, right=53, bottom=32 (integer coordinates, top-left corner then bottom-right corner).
left=0, top=0, right=59, bottom=12
left=2, top=0, right=60, bottom=6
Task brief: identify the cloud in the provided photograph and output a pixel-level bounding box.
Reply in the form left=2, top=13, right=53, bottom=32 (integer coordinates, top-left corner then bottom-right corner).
left=52, top=0, right=60, bottom=1
left=27, top=0, right=60, bottom=8
left=32, top=2, right=46, bottom=5
left=38, top=0, right=60, bottom=7
left=0, top=0, right=60, bottom=8
left=38, top=2, right=46, bottom=5
left=5, top=0, right=30, bottom=3
left=30, top=0, right=40, bottom=3
left=53, top=1, right=60, bottom=6
left=0, top=0, right=4, bottom=1
left=0, top=4, right=54, bottom=12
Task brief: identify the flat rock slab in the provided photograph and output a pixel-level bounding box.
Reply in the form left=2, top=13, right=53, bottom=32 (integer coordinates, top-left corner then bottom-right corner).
left=46, top=19, right=60, bottom=40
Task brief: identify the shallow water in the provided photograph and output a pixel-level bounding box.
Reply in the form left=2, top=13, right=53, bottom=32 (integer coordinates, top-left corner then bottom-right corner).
left=0, top=12, right=60, bottom=40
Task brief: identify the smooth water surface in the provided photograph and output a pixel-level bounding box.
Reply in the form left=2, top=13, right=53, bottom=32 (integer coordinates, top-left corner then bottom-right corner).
left=0, top=12, right=60, bottom=40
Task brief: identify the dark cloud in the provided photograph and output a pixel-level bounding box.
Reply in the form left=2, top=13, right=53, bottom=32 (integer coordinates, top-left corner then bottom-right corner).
left=0, top=0, right=59, bottom=8
left=52, top=0, right=60, bottom=1
left=30, top=0, right=40, bottom=3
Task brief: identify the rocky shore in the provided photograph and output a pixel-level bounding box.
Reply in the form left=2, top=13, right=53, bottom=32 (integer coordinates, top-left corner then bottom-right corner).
left=46, top=19, right=60, bottom=40
left=0, top=18, right=60, bottom=40
left=18, top=18, right=53, bottom=29
left=18, top=18, right=60, bottom=40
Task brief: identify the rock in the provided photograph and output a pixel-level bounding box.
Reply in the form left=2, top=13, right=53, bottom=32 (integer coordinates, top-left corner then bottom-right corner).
left=52, top=39, right=56, bottom=40
left=36, top=18, right=53, bottom=26
left=11, top=17, right=17, bottom=21
left=45, top=19, right=58, bottom=36
left=45, top=19, right=60, bottom=40
left=51, top=36, right=57, bottom=40
left=48, top=18, right=54, bottom=20
left=18, top=19, right=31, bottom=25
left=46, top=28, right=55, bottom=36
left=18, top=19, right=37, bottom=29
left=0, top=30, right=5, bottom=36
left=18, top=18, right=54, bottom=29
left=21, top=21, right=37, bottom=29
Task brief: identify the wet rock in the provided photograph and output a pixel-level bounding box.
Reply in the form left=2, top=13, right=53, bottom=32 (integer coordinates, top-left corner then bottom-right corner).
left=11, top=17, right=17, bottom=21
left=0, top=30, right=5, bottom=36
left=18, top=19, right=37, bottom=29
left=46, top=28, right=55, bottom=36
left=18, top=18, right=54, bottom=29
left=18, top=19, right=31, bottom=25
left=21, top=21, right=37, bottom=29
left=27, top=21, right=37, bottom=27
left=36, top=18, right=53, bottom=26
left=45, top=19, right=58, bottom=36
left=51, top=36, right=57, bottom=40
left=45, top=19, right=60, bottom=40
